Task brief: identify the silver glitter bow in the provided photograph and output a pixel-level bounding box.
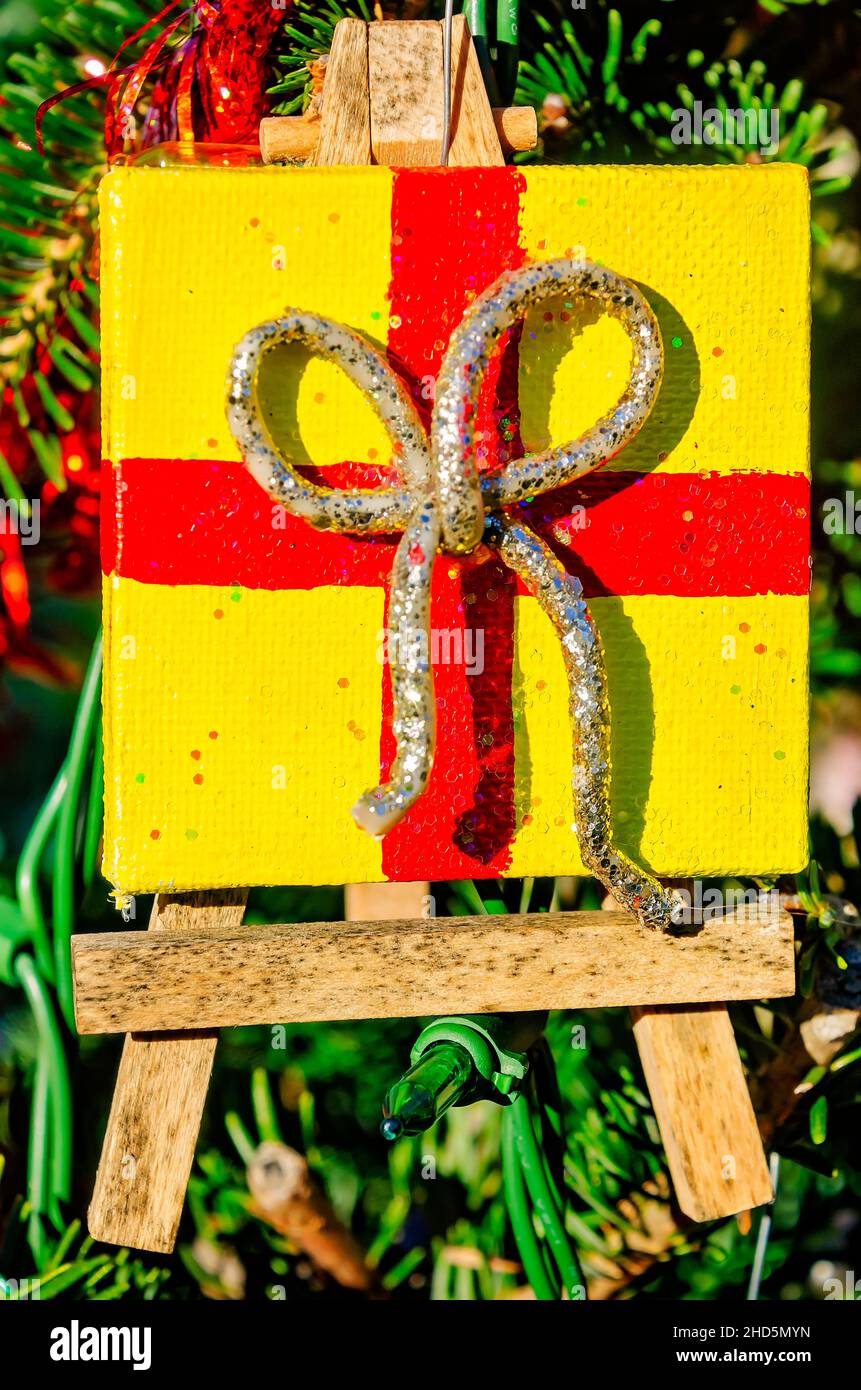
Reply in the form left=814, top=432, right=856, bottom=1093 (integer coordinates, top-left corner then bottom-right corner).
left=227, top=259, right=683, bottom=929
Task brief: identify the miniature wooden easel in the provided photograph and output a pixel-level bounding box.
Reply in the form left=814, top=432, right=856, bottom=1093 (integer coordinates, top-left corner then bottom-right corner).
left=78, top=17, right=791, bottom=1255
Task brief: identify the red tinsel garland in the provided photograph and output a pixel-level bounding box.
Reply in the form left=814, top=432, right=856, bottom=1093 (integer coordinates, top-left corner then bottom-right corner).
left=196, top=0, right=285, bottom=143
left=37, top=0, right=286, bottom=157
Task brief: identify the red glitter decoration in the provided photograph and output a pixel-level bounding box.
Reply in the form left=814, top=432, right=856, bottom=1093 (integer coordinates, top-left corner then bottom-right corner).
left=37, top=0, right=286, bottom=158
left=0, top=363, right=101, bottom=681
left=196, top=0, right=284, bottom=144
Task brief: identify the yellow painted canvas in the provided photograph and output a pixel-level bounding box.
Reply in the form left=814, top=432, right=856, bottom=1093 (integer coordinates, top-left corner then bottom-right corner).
left=100, top=162, right=810, bottom=893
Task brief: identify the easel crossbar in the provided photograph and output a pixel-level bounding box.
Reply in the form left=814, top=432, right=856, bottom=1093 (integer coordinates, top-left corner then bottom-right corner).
left=72, top=906, right=794, bottom=1035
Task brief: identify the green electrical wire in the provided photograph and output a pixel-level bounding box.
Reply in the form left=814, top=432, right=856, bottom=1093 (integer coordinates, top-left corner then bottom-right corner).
left=462, top=1, right=489, bottom=50
left=502, top=1105, right=559, bottom=1299
left=52, top=633, right=103, bottom=1029
left=15, top=952, right=72, bottom=1208
left=6, top=633, right=104, bottom=1260
left=462, top=0, right=501, bottom=105
left=15, top=766, right=68, bottom=983
left=532, top=1037, right=568, bottom=1199
left=25, top=1045, right=52, bottom=1266
left=511, top=1093, right=586, bottom=1299
left=495, top=0, right=519, bottom=105
left=82, top=723, right=104, bottom=892
left=0, top=628, right=107, bottom=1271
left=512, top=1098, right=581, bottom=1298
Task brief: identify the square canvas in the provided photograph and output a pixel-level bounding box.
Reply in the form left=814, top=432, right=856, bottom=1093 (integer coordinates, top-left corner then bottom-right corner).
left=100, top=162, right=810, bottom=893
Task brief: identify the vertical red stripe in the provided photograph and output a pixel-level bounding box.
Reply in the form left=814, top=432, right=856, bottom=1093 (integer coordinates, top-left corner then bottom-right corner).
left=380, top=168, right=525, bottom=881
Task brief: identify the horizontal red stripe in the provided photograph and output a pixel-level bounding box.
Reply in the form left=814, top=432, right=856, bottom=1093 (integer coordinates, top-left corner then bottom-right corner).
left=102, top=458, right=811, bottom=599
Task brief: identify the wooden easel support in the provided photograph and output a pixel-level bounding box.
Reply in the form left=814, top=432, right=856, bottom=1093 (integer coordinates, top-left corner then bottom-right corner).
left=86, top=16, right=783, bottom=1256
left=74, top=905, right=793, bottom=1034
left=88, top=890, right=247, bottom=1253
left=259, top=104, right=537, bottom=165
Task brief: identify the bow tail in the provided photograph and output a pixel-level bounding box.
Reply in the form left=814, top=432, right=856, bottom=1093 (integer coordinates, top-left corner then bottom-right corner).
left=352, top=499, right=441, bottom=838
left=491, top=516, right=682, bottom=931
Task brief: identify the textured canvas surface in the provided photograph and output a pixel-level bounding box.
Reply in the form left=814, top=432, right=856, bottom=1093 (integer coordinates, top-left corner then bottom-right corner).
left=100, top=162, right=810, bottom=893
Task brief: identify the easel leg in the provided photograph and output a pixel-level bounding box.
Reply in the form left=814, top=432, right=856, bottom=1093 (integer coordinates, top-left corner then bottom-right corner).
left=631, top=1003, right=773, bottom=1222
left=345, top=881, right=431, bottom=921
left=88, top=890, right=247, bottom=1252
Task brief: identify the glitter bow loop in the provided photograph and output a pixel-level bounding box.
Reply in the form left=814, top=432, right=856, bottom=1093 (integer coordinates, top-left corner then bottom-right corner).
left=431, top=259, right=664, bottom=555
left=227, top=258, right=683, bottom=929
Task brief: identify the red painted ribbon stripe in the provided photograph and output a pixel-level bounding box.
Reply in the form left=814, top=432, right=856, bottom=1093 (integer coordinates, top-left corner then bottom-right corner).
left=101, top=457, right=810, bottom=600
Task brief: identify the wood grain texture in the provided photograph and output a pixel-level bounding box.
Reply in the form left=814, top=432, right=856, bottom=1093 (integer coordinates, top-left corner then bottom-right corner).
left=259, top=113, right=321, bottom=163
left=312, top=18, right=371, bottom=166
left=446, top=14, right=505, bottom=167
left=87, top=890, right=247, bottom=1253
left=493, top=103, right=538, bottom=155
left=259, top=106, right=536, bottom=164
left=369, top=21, right=445, bottom=165
left=365, top=17, right=503, bottom=166
left=632, top=1004, right=775, bottom=1221
left=73, top=905, right=794, bottom=1035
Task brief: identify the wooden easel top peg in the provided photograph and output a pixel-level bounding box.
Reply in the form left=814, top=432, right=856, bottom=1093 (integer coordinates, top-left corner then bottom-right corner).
left=258, top=16, right=538, bottom=168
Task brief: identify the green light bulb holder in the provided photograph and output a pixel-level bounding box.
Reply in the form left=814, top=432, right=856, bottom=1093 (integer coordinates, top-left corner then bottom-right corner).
left=409, top=1011, right=547, bottom=1108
